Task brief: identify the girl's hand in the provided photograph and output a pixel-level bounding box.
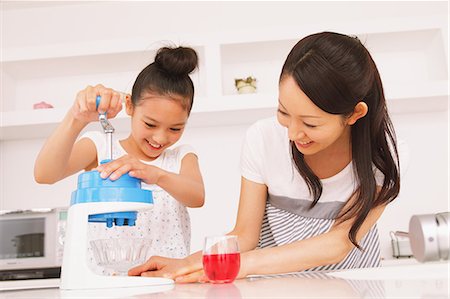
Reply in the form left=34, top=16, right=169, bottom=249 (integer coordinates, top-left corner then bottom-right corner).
left=97, top=155, right=164, bottom=184
left=71, top=84, right=124, bottom=124
left=128, top=256, right=206, bottom=283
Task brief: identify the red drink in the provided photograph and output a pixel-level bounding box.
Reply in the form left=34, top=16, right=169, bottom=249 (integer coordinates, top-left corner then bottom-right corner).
left=202, top=252, right=240, bottom=283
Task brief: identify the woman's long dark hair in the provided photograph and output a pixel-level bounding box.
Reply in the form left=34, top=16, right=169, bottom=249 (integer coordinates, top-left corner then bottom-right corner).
left=281, top=32, right=400, bottom=249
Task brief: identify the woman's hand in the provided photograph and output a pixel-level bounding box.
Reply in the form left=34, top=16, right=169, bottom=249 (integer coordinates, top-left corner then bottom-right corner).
left=71, top=84, right=124, bottom=125
left=96, top=155, right=164, bottom=184
left=128, top=256, right=206, bottom=283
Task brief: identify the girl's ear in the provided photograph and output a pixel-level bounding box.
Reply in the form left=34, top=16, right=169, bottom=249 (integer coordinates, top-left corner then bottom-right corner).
left=347, top=101, right=368, bottom=125
left=125, top=95, right=134, bottom=116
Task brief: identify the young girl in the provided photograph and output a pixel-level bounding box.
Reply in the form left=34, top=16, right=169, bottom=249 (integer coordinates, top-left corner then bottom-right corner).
left=34, top=46, right=205, bottom=271
left=128, top=32, right=403, bottom=282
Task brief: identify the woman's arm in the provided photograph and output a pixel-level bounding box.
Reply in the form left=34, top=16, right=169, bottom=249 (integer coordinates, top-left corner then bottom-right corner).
left=128, top=177, right=268, bottom=281
left=239, top=203, right=386, bottom=277
left=153, top=193, right=385, bottom=281
left=181, top=177, right=267, bottom=268
left=176, top=179, right=385, bottom=281
left=228, top=177, right=268, bottom=251
left=129, top=177, right=386, bottom=281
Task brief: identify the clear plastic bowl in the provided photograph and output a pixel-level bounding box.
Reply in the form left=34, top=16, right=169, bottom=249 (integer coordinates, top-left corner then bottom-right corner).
left=90, top=238, right=151, bottom=274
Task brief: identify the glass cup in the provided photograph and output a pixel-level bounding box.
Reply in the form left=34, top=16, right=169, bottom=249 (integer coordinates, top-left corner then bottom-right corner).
left=90, top=238, right=151, bottom=275
left=202, top=235, right=240, bottom=284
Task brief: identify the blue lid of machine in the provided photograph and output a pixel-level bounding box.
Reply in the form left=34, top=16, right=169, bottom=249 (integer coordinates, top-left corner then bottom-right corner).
left=76, top=170, right=141, bottom=189
left=70, top=169, right=153, bottom=227
left=71, top=171, right=152, bottom=204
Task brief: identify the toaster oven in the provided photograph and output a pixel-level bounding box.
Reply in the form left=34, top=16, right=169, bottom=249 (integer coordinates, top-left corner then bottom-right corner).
left=0, top=208, right=67, bottom=281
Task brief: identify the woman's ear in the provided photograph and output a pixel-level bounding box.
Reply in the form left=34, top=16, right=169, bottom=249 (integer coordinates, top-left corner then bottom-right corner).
left=125, top=95, right=134, bottom=116
left=347, top=102, right=368, bottom=125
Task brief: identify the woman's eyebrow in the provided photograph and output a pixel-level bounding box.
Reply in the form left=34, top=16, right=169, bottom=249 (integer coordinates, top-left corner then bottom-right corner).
left=278, top=99, right=321, bottom=119
left=300, top=115, right=321, bottom=119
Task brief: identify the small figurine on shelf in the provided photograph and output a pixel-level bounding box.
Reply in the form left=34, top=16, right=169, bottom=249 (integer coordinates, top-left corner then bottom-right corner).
left=33, top=101, right=54, bottom=109
left=235, top=76, right=257, bottom=94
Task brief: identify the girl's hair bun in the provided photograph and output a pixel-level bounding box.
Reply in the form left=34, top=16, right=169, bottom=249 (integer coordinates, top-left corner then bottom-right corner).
left=154, top=46, right=198, bottom=77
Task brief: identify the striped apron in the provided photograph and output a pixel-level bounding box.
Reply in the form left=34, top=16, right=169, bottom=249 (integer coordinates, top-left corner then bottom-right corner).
left=257, top=194, right=381, bottom=271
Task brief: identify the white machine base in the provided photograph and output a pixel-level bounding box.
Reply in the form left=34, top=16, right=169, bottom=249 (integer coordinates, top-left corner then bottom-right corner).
left=60, top=202, right=174, bottom=290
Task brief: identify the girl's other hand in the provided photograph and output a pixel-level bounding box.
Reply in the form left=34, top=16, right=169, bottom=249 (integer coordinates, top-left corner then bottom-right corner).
left=71, top=84, right=124, bottom=124
left=96, top=155, right=164, bottom=184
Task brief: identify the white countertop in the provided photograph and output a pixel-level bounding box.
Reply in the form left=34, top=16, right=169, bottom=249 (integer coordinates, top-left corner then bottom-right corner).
left=1, top=260, right=448, bottom=298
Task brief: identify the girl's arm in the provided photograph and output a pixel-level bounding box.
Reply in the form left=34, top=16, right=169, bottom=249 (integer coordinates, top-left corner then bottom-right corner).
left=34, top=85, right=123, bottom=184
left=34, top=112, right=97, bottom=184
left=155, top=153, right=205, bottom=208
left=97, top=153, right=205, bottom=208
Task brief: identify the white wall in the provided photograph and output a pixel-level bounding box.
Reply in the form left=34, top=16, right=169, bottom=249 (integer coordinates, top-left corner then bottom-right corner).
left=1, top=1, right=448, bottom=259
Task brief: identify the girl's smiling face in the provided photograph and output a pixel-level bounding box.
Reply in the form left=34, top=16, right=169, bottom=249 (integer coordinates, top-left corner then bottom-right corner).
left=125, top=93, right=188, bottom=160
left=277, top=76, right=351, bottom=156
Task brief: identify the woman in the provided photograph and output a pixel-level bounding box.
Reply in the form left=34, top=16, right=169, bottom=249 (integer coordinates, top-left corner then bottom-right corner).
left=129, top=31, right=402, bottom=282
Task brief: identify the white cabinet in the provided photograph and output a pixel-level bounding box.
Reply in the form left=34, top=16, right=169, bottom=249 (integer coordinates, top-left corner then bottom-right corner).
left=1, top=5, right=448, bottom=141
left=219, top=28, right=448, bottom=113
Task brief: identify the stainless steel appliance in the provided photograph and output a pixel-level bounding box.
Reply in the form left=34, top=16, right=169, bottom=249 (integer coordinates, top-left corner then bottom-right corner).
left=0, top=208, right=67, bottom=282
left=409, top=212, right=450, bottom=262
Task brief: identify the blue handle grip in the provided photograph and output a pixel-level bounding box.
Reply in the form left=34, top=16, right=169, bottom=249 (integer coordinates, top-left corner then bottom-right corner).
left=95, top=95, right=106, bottom=116
left=95, top=95, right=101, bottom=109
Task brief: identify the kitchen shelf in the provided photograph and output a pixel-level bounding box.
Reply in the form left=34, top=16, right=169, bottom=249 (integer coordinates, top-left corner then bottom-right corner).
left=1, top=26, right=448, bottom=140
left=0, top=94, right=278, bottom=140
left=0, top=45, right=207, bottom=112
left=2, top=80, right=448, bottom=140
left=220, top=28, right=448, bottom=95
left=221, top=39, right=298, bottom=96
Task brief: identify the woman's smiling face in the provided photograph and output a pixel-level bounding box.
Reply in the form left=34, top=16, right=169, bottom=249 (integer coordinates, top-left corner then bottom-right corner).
left=277, top=76, right=351, bottom=156
left=126, top=93, right=189, bottom=160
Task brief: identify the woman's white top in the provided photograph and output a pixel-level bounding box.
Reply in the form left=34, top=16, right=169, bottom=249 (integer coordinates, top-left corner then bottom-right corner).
left=240, top=116, right=400, bottom=271
left=80, top=131, right=195, bottom=274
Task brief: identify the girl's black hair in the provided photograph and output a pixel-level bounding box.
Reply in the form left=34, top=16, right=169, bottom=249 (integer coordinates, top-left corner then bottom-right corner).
left=131, top=46, right=198, bottom=115
left=281, top=32, right=400, bottom=249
